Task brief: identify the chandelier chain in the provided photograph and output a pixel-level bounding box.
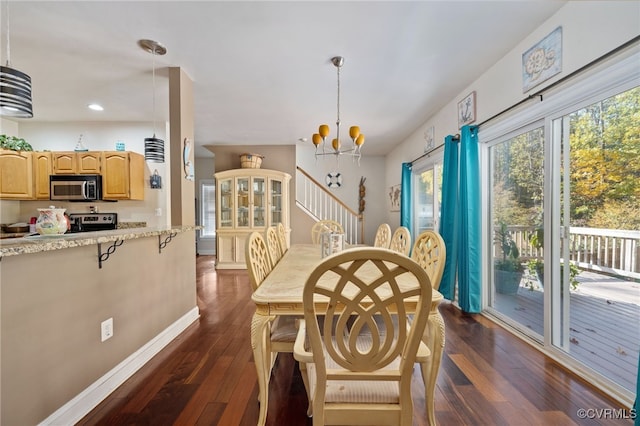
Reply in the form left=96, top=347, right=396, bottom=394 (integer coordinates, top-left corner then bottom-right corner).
left=152, top=48, right=156, bottom=137
left=4, top=1, right=11, bottom=66
left=336, top=61, right=341, bottom=141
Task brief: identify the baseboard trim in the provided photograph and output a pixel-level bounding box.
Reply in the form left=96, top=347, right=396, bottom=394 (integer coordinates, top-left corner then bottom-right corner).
left=38, top=307, right=200, bottom=426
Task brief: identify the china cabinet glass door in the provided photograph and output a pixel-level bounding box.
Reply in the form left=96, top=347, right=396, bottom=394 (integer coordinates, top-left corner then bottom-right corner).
left=270, top=178, right=283, bottom=225
left=218, top=178, right=233, bottom=228
left=253, top=177, right=265, bottom=227
left=237, top=177, right=249, bottom=228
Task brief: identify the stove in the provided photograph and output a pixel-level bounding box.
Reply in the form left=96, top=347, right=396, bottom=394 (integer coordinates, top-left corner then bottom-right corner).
left=68, top=213, right=118, bottom=233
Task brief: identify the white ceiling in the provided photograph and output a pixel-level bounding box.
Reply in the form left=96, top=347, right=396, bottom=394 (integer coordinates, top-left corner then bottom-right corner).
left=3, top=1, right=565, bottom=157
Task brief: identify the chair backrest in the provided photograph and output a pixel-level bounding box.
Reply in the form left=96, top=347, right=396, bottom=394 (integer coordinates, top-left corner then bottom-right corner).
left=265, top=226, right=283, bottom=267
left=245, top=231, right=273, bottom=291
left=276, top=222, right=288, bottom=254
left=411, top=230, right=446, bottom=290
left=389, top=226, right=412, bottom=256
left=311, top=220, right=344, bottom=244
left=303, top=247, right=432, bottom=423
left=373, top=223, right=392, bottom=248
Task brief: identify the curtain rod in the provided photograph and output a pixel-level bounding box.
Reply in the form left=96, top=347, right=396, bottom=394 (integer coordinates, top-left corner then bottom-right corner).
left=409, top=34, right=639, bottom=166
left=409, top=134, right=458, bottom=165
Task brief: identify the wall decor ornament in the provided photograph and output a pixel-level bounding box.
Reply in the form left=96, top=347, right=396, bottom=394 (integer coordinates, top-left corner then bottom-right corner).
left=457, top=91, right=476, bottom=129
left=388, top=184, right=401, bottom=212
left=325, top=172, right=342, bottom=188
left=358, top=176, right=366, bottom=214
left=522, top=26, right=562, bottom=92
left=183, top=138, right=194, bottom=181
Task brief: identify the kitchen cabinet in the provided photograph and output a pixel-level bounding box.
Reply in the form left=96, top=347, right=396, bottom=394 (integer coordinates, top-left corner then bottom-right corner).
left=214, top=168, right=290, bottom=269
left=102, top=151, right=144, bottom=200
left=0, top=150, right=33, bottom=199
left=32, top=151, right=52, bottom=199
left=52, top=151, right=101, bottom=174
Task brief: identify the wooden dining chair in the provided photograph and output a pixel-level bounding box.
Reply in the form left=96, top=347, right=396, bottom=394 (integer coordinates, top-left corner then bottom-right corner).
left=245, top=231, right=299, bottom=380
left=276, top=222, right=288, bottom=254
left=294, top=247, right=432, bottom=425
left=373, top=223, right=392, bottom=248
left=410, top=230, right=446, bottom=426
left=411, top=230, right=446, bottom=291
left=265, top=226, right=283, bottom=267
left=310, top=219, right=344, bottom=244
left=389, top=226, right=412, bottom=256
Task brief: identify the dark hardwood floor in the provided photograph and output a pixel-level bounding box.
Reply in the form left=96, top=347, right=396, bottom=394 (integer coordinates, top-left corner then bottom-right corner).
left=78, top=255, right=631, bottom=425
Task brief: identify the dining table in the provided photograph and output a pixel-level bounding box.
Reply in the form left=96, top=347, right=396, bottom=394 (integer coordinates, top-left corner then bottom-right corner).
left=251, top=244, right=445, bottom=426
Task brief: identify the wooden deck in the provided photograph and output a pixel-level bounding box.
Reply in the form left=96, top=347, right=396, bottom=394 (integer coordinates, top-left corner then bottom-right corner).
left=493, top=270, right=640, bottom=393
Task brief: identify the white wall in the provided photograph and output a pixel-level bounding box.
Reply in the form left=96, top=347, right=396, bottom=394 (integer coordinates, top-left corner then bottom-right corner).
left=384, top=1, right=640, bottom=225
left=6, top=121, right=171, bottom=227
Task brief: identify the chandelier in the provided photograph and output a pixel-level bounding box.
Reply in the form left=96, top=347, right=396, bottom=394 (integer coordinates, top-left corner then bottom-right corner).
left=312, top=56, right=364, bottom=162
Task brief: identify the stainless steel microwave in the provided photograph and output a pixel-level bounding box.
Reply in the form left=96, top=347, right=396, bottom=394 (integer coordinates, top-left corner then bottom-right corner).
left=50, top=175, right=102, bottom=201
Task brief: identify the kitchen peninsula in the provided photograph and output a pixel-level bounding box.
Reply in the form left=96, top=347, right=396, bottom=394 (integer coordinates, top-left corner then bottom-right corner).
left=0, top=226, right=200, bottom=425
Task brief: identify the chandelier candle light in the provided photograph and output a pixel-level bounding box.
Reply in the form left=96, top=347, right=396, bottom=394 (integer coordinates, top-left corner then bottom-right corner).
left=312, top=56, right=364, bottom=163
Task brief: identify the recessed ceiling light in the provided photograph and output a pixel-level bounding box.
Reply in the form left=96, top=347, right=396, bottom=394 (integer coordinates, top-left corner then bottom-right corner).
left=88, top=103, right=104, bottom=111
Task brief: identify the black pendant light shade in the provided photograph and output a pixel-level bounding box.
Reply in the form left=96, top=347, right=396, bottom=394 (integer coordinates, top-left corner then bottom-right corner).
left=139, top=39, right=166, bottom=163
left=145, top=136, right=165, bottom=163
left=0, top=65, right=33, bottom=118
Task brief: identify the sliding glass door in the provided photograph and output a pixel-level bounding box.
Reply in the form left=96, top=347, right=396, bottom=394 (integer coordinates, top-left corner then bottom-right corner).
left=486, top=85, right=639, bottom=395
left=550, top=87, right=640, bottom=392
left=487, top=124, right=545, bottom=339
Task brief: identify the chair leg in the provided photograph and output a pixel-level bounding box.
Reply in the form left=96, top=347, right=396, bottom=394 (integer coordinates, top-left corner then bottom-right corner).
left=299, top=362, right=313, bottom=417
left=422, top=311, right=446, bottom=426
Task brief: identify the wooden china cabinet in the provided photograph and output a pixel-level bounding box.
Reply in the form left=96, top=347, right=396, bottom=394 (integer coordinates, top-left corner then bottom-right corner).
left=214, top=168, right=291, bottom=269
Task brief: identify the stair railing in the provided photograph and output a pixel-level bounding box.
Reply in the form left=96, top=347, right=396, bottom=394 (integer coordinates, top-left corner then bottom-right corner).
left=296, top=166, right=363, bottom=245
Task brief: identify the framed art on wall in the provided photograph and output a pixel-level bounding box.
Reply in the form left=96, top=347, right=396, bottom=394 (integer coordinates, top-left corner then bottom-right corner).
left=424, top=125, right=435, bottom=152
left=388, top=184, right=401, bottom=212
left=457, top=91, right=476, bottom=129
left=522, top=26, right=562, bottom=92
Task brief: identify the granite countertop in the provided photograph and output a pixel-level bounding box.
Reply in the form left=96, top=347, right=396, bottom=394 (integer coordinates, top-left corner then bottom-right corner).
left=0, top=226, right=200, bottom=258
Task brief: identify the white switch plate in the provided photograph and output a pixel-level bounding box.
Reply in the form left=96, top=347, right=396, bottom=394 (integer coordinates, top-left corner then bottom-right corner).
left=101, top=317, right=113, bottom=342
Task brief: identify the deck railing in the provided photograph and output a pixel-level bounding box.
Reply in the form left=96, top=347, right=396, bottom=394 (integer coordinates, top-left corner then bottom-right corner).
left=295, top=166, right=363, bottom=245
left=499, top=225, right=640, bottom=280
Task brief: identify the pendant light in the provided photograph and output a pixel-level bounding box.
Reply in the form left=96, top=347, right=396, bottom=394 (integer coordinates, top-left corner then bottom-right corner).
left=0, top=0, right=33, bottom=118
left=139, top=39, right=166, bottom=163
left=311, top=56, right=364, bottom=163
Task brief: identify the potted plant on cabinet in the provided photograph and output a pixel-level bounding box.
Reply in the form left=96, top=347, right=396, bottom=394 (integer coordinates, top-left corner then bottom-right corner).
left=494, top=221, right=525, bottom=295
left=0, top=134, right=32, bottom=151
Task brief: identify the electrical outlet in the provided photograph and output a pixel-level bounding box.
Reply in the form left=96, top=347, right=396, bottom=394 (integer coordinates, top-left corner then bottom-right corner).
left=101, top=318, right=113, bottom=342
left=155, top=208, right=162, bottom=216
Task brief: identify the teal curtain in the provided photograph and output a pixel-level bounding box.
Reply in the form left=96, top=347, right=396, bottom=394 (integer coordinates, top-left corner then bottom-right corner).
left=439, top=135, right=459, bottom=300
left=438, top=126, right=482, bottom=313
left=400, top=162, right=412, bottom=232
left=457, top=125, right=482, bottom=313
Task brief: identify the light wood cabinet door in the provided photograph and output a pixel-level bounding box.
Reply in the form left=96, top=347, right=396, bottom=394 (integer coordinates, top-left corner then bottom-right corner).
left=32, top=152, right=52, bottom=199
left=77, top=152, right=101, bottom=174
left=102, top=151, right=144, bottom=200
left=216, top=233, right=247, bottom=268
left=52, top=152, right=77, bottom=174
left=0, top=150, right=34, bottom=199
